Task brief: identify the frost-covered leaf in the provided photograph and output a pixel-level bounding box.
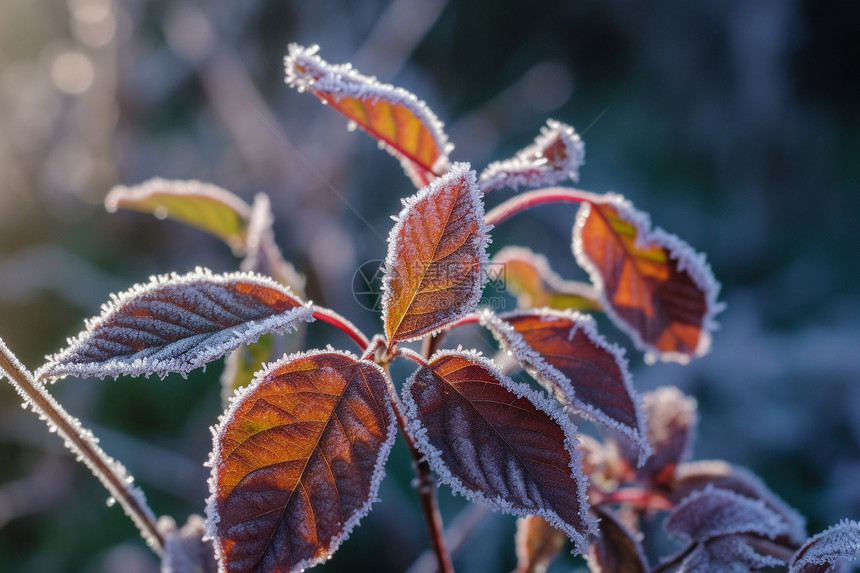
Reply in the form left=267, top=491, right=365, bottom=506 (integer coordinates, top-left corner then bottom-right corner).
left=790, top=520, right=860, bottom=573
left=673, top=460, right=807, bottom=544
left=402, top=349, right=595, bottom=552
left=665, top=485, right=792, bottom=543
left=240, top=193, right=305, bottom=296
left=493, top=246, right=601, bottom=312
left=514, top=515, right=567, bottom=573
left=105, top=179, right=251, bottom=254
left=587, top=507, right=648, bottom=573
left=285, top=44, right=453, bottom=187
left=619, top=386, right=697, bottom=488
left=206, top=350, right=396, bottom=573
left=159, top=514, right=218, bottom=573
left=37, top=268, right=313, bottom=381
left=480, top=120, right=585, bottom=192
left=572, top=194, right=722, bottom=363
left=382, top=164, right=492, bottom=343
left=677, top=537, right=786, bottom=573
left=481, top=309, right=649, bottom=463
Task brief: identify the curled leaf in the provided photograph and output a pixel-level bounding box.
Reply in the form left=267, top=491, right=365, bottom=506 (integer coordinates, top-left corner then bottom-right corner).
left=481, top=309, right=650, bottom=463
left=240, top=193, right=305, bottom=296
left=587, top=507, right=648, bottom=573
left=206, top=350, right=396, bottom=573
left=480, top=119, right=585, bottom=192
left=514, top=515, right=567, bottom=573
left=285, top=44, right=452, bottom=187
left=382, top=163, right=492, bottom=343
left=402, top=349, right=595, bottom=552
left=673, top=460, right=807, bottom=544
left=492, top=246, right=601, bottom=312
left=665, top=485, right=792, bottom=543
left=790, top=520, right=860, bottom=573
left=37, top=268, right=313, bottom=381
left=572, top=194, right=722, bottom=363
left=105, top=179, right=251, bottom=254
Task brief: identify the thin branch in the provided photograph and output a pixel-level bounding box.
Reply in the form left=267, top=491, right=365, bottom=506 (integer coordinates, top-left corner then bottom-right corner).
left=398, top=347, right=429, bottom=367
left=484, top=187, right=599, bottom=227
left=405, top=502, right=492, bottom=573
left=311, top=305, right=370, bottom=351
left=377, top=357, right=454, bottom=573
left=0, top=338, right=164, bottom=555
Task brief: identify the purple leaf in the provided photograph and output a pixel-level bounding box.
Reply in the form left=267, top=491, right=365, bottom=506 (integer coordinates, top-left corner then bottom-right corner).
left=790, top=520, right=860, bottom=573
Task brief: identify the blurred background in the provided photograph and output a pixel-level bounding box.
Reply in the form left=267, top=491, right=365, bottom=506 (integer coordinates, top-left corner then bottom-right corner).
left=0, top=0, right=858, bottom=571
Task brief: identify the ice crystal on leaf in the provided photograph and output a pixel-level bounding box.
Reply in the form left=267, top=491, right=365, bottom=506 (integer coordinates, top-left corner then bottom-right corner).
left=37, top=268, right=313, bottom=382
left=205, top=349, right=396, bottom=573
left=285, top=43, right=453, bottom=187
left=789, top=520, right=860, bottom=573
left=401, top=349, right=595, bottom=553
left=480, top=119, right=585, bottom=192
left=382, top=163, right=491, bottom=343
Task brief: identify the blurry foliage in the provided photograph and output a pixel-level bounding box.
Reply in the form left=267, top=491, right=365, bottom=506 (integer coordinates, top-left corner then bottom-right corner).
left=0, top=0, right=858, bottom=571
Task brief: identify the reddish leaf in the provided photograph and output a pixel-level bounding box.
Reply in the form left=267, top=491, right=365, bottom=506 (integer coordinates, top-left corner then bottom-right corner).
left=37, top=268, right=312, bottom=381
left=402, top=350, right=595, bottom=552
left=382, top=164, right=491, bottom=343
left=105, top=179, right=251, bottom=254
left=480, top=119, right=585, bottom=192
left=206, top=350, right=396, bottom=573
left=790, top=520, right=860, bottom=573
left=514, top=515, right=567, bottom=573
left=492, top=246, right=602, bottom=311
left=665, top=485, right=792, bottom=544
left=572, top=195, right=722, bottom=363
left=285, top=44, right=452, bottom=187
left=617, top=386, right=697, bottom=487
left=481, top=309, right=650, bottom=463
left=672, top=460, right=807, bottom=544
left=587, top=508, right=649, bottom=573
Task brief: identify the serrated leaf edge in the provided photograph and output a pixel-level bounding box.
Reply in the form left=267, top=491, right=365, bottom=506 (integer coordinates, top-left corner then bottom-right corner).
left=571, top=193, right=723, bottom=364
left=401, top=347, right=596, bottom=553
left=480, top=308, right=651, bottom=466
left=204, top=347, right=397, bottom=573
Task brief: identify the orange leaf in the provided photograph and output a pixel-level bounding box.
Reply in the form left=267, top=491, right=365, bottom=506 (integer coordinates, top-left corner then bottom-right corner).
left=493, top=246, right=602, bottom=311
left=402, top=350, right=595, bottom=552
left=573, top=195, right=722, bottom=363
left=382, top=163, right=491, bottom=343
left=481, top=309, right=649, bottom=464
left=514, top=515, right=567, bottom=573
left=206, top=350, right=396, bottom=573
left=285, top=44, right=453, bottom=187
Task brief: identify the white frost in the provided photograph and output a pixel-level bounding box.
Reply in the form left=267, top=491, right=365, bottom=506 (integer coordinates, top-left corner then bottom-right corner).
left=571, top=193, right=724, bottom=364
left=36, top=268, right=314, bottom=382
left=790, top=520, right=860, bottom=573
left=284, top=43, right=453, bottom=187
left=401, top=348, right=596, bottom=554
left=480, top=119, right=585, bottom=192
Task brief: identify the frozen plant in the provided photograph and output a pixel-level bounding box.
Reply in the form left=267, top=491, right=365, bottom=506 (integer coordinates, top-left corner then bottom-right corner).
left=1, top=43, right=859, bottom=573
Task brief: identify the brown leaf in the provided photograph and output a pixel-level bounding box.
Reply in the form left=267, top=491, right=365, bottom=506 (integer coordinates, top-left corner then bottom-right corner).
left=285, top=44, right=452, bottom=187
left=402, top=350, right=595, bottom=552
left=37, top=268, right=312, bottom=381
left=587, top=507, right=649, bottom=573
left=382, top=163, right=491, bottom=343
left=573, top=195, right=722, bottom=363
left=514, top=515, right=567, bottom=573
left=206, top=350, right=396, bottom=573
left=481, top=309, right=649, bottom=463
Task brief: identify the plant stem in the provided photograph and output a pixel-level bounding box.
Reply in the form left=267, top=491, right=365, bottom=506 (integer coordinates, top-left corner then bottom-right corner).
left=484, top=187, right=598, bottom=227
left=311, top=305, right=370, bottom=351
left=377, top=356, right=454, bottom=573
left=593, top=487, right=675, bottom=511
left=0, top=338, right=165, bottom=555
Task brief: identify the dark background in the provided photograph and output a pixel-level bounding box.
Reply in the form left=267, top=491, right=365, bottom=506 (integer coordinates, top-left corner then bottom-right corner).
left=0, top=0, right=858, bottom=571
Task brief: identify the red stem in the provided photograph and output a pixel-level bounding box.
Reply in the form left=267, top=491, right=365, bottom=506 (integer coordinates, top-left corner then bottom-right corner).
left=483, top=187, right=597, bottom=227
left=397, top=347, right=428, bottom=367
left=441, top=313, right=481, bottom=331
left=311, top=306, right=370, bottom=351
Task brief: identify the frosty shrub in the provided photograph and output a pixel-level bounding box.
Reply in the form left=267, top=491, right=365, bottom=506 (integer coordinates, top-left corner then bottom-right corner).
left=1, top=43, right=858, bottom=573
